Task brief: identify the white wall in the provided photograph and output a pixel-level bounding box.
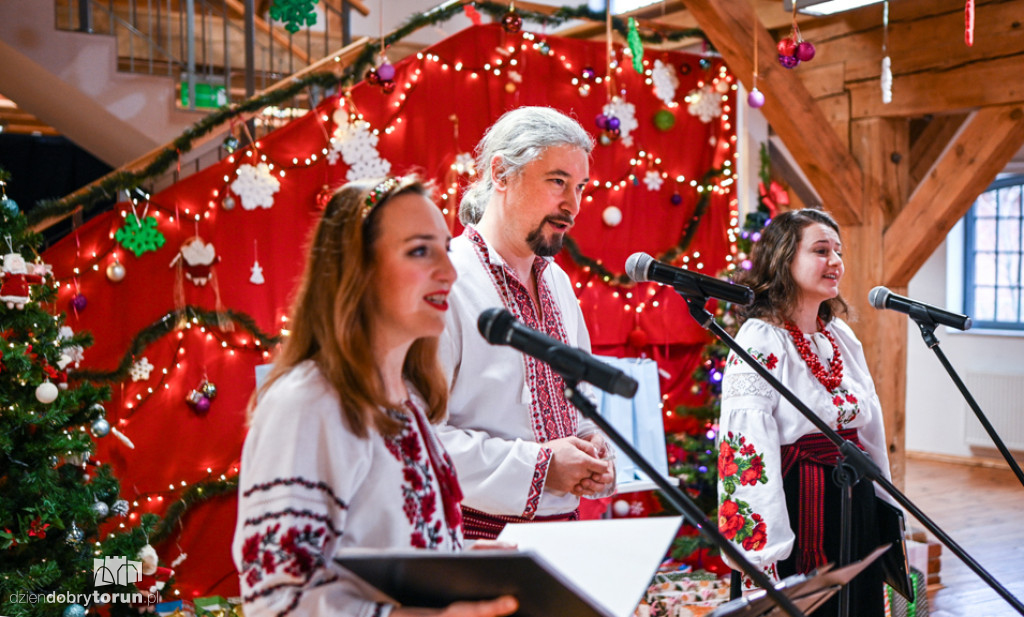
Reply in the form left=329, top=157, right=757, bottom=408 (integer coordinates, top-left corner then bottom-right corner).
left=905, top=224, right=1024, bottom=459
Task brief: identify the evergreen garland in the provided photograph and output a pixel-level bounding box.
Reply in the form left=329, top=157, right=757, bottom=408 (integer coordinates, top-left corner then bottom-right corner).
left=26, top=3, right=705, bottom=229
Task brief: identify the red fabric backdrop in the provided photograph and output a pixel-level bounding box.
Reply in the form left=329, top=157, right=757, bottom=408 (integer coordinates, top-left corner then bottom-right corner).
left=42, top=24, right=736, bottom=599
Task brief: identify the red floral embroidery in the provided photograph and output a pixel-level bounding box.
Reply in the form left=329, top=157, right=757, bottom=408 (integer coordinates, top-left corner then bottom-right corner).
left=830, top=387, right=861, bottom=428
left=240, top=522, right=328, bottom=588
left=718, top=433, right=769, bottom=551
left=385, top=415, right=446, bottom=549
left=728, top=349, right=778, bottom=370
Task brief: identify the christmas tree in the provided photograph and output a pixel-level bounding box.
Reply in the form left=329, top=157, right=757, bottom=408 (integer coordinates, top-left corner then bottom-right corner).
left=0, top=169, right=165, bottom=617
left=665, top=144, right=782, bottom=570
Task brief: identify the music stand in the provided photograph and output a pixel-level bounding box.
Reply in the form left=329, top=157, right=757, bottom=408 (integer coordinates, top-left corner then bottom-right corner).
left=709, top=546, right=889, bottom=617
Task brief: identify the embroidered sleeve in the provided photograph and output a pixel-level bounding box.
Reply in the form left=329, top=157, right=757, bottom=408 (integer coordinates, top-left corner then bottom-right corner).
left=234, top=372, right=391, bottom=617
left=716, top=322, right=794, bottom=576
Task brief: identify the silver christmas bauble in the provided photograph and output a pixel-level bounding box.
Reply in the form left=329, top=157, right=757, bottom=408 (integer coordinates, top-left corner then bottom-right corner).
left=91, top=417, right=111, bottom=438
left=106, top=260, right=126, bottom=282
left=91, top=500, right=109, bottom=518
left=65, top=521, right=84, bottom=544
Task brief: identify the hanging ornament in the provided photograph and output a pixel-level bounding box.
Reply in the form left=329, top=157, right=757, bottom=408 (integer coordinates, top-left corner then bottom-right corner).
left=91, top=416, right=111, bottom=438
left=653, top=109, right=676, bottom=132
left=268, top=0, right=318, bottom=33
left=222, top=194, right=236, bottom=211
left=170, top=237, right=219, bottom=286
left=643, top=171, right=664, bottom=192
left=501, top=3, right=522, bottom=34
left=1, top=253, right=46, bottom=309
left=602, top=97, right=638, bottom=146
left=628, top=327, right=649, bottom=349
left=747, top=88, right=765, bottom=109
left=965, top=0, right=975, bottom=46
left=602, top=206, right=623, bottom=227
left=138, top=544, right=159, bottom=576
left=0, top=180, right=17, bottom=216
left=70, top=292, right=87, bottom=312
left=65, top=521, right=84, bottom=545
left=778, top=3, right=813, bottom=69
left=376, top=60, right=396, bottom=82
left=748, top=15, right=766, bottom=109
left=115, top=212, right=166, bottom=257
left=248, top=240, right=264, bottom=286
left=581, top=66, right=596, bottom=80
left=222, top=135, right=240, bottom=153
left=201, top=379, right=218, bottom=400
left=231, top=163, right=281, bottom=210
left=651, top=60, right=679, bottom=106
left=106, top=257, right=126, bottom=282
left=881, top=0, right=893, bottom=104
left=91, top=500, right=110, bottom=519
left=111, top=499, right=130, bottom=517
left=130, top=357, right=154, bottom=382
left=365, top=67, right=381, bottom=86
left=626, top=18, right=644, bottom=73
left=670, top=193, right=683, bottom=206
left=186, top=377, right=216, bottom=414
left=35, top=381, right=58, bottom=404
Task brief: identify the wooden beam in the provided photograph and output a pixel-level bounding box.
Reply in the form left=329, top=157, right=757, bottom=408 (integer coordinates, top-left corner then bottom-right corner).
left=848, top=118, right=911, bottom=489
left=908, top=113, right=967, bottom=189
left=681, top=0, right=863, bottom=225
left=883, top=104, right=1024, bottom=287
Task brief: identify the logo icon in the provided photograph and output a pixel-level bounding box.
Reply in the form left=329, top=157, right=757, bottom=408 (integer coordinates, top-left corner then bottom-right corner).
left=93, top=556, right=143, bottom=587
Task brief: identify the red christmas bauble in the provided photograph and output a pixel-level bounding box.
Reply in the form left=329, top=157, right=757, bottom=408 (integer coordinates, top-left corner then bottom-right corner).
left=381, top=80, right=396, bottom=94
left=777, top=37, right=797, bottom=57
left=627, top=327, right=649, bottom=349
left=365, top=68, right=381, bottom=86
left=316, top=185, right=334, bottom=210
left=501, top=11, right=523, bottom=34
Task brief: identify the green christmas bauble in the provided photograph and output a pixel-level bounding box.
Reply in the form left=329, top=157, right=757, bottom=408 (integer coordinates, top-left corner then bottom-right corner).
left=653, top=109, right=676, bottom=132
left=0, top=195, right=18, bottom=216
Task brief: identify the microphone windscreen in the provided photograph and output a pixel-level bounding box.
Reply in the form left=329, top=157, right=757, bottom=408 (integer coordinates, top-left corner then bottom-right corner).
left=868, top=286, right=890, bottom=310
left=625, top=252, right=653, bottom=283
left=477, top=308, right=514, bottom=345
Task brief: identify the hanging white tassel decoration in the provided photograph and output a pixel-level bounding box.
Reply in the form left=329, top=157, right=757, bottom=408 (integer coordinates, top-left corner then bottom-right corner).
left=881, top=56, right=893, bottom=104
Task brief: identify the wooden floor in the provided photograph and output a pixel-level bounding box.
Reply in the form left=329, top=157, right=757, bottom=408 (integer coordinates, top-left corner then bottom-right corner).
left=904, top=456, right=1024, bottom=617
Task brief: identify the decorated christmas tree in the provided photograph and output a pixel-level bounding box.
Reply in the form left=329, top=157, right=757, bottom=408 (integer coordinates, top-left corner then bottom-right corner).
left=665, top=144, right=783, bottom=570
left=0, top=169, right=166, bottom=617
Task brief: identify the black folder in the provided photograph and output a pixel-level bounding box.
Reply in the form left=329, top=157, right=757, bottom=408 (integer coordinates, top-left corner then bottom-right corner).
left=336, top=550, right=615, bottom=617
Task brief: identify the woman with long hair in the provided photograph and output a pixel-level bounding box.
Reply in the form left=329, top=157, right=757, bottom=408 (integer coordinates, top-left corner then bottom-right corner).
left=717, top=208, right=892, bottom=617
left=233, top=175, right=516, bottom=617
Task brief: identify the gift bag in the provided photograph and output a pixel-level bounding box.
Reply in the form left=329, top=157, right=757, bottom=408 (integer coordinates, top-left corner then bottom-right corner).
left=594, top=357, right=667, bottom=485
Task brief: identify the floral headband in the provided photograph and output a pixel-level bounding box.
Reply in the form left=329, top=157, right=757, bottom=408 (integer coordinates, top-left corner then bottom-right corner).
left=362, top=177, right=401, bottom=218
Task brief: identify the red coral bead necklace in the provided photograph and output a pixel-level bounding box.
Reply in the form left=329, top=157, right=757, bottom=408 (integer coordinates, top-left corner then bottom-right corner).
left=783, top=317, right=843, bottom=392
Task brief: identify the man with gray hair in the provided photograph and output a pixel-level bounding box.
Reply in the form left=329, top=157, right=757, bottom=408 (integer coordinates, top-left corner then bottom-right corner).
left=437, top=106, right=615, bottom=539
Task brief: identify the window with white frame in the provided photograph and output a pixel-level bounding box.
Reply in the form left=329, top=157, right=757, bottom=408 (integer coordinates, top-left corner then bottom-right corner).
left=963, top=175, right=1024, bottom=330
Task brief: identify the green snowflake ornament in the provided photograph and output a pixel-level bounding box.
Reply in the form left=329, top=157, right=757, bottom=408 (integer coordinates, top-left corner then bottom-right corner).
left=270, top=0, right=319, bottom=34
left=115, top=214, right=165, bottom=257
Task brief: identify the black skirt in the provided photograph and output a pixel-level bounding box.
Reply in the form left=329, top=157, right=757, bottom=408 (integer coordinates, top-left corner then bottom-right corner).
left=775, top=462, right=885, bottom=617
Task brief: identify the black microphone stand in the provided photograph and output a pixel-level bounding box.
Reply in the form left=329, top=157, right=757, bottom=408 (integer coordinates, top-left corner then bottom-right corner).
left=559, top=380, right=807, bottom=617
left=907, top=305, right=1024, bottom=488
left=679, top=294, right=1024, bottom=617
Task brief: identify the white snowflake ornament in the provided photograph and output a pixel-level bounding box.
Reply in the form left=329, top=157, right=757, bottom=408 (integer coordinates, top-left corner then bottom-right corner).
left=231, top=163, right=280, bottom=210
left=453, top=152, right=476, bottom=176
left=686, top=85, right=722, bottom=123
left=330, top=119, right=392, bottom=181
left=651, top=60, right=679, bottom=106
left=603, top=97, right=639, bottom=146
left=130, top=357, right=154, bottom=382
left=643, top=171, right=664, bottom=192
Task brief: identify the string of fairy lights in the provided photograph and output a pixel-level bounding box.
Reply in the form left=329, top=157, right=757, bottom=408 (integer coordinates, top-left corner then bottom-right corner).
left=35, top=24, right=744, bottom=589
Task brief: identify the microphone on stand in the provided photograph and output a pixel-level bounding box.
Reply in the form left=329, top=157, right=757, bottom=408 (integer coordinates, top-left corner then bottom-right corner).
left=625, top=252, right=754, bottom=305
left=477, top=308, right=638, bottom=398
left=868, top=286, right=972, bottom=331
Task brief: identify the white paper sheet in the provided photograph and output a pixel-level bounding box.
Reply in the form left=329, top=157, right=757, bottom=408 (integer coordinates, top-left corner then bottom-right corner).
left=497, top=516, right=683, bottom=617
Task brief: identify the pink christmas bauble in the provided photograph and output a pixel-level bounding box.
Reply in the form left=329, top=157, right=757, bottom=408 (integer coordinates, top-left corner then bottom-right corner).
left=796, top=41, right=816, bottom=62
left=376, top=62, right=396, bottom=81
left=747, top=88, right=765, bottom=108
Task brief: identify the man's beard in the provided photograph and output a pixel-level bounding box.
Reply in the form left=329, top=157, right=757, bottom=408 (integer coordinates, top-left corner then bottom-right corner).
left=526, top=216, right=572, bottom=257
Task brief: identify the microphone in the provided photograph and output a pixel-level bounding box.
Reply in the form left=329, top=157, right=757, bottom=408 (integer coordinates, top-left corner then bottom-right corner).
left=477, top=308, right=638, bottom=398
left=625, top=252, right=755, bottom=306
left=868, top=286, right=972, bottom=331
